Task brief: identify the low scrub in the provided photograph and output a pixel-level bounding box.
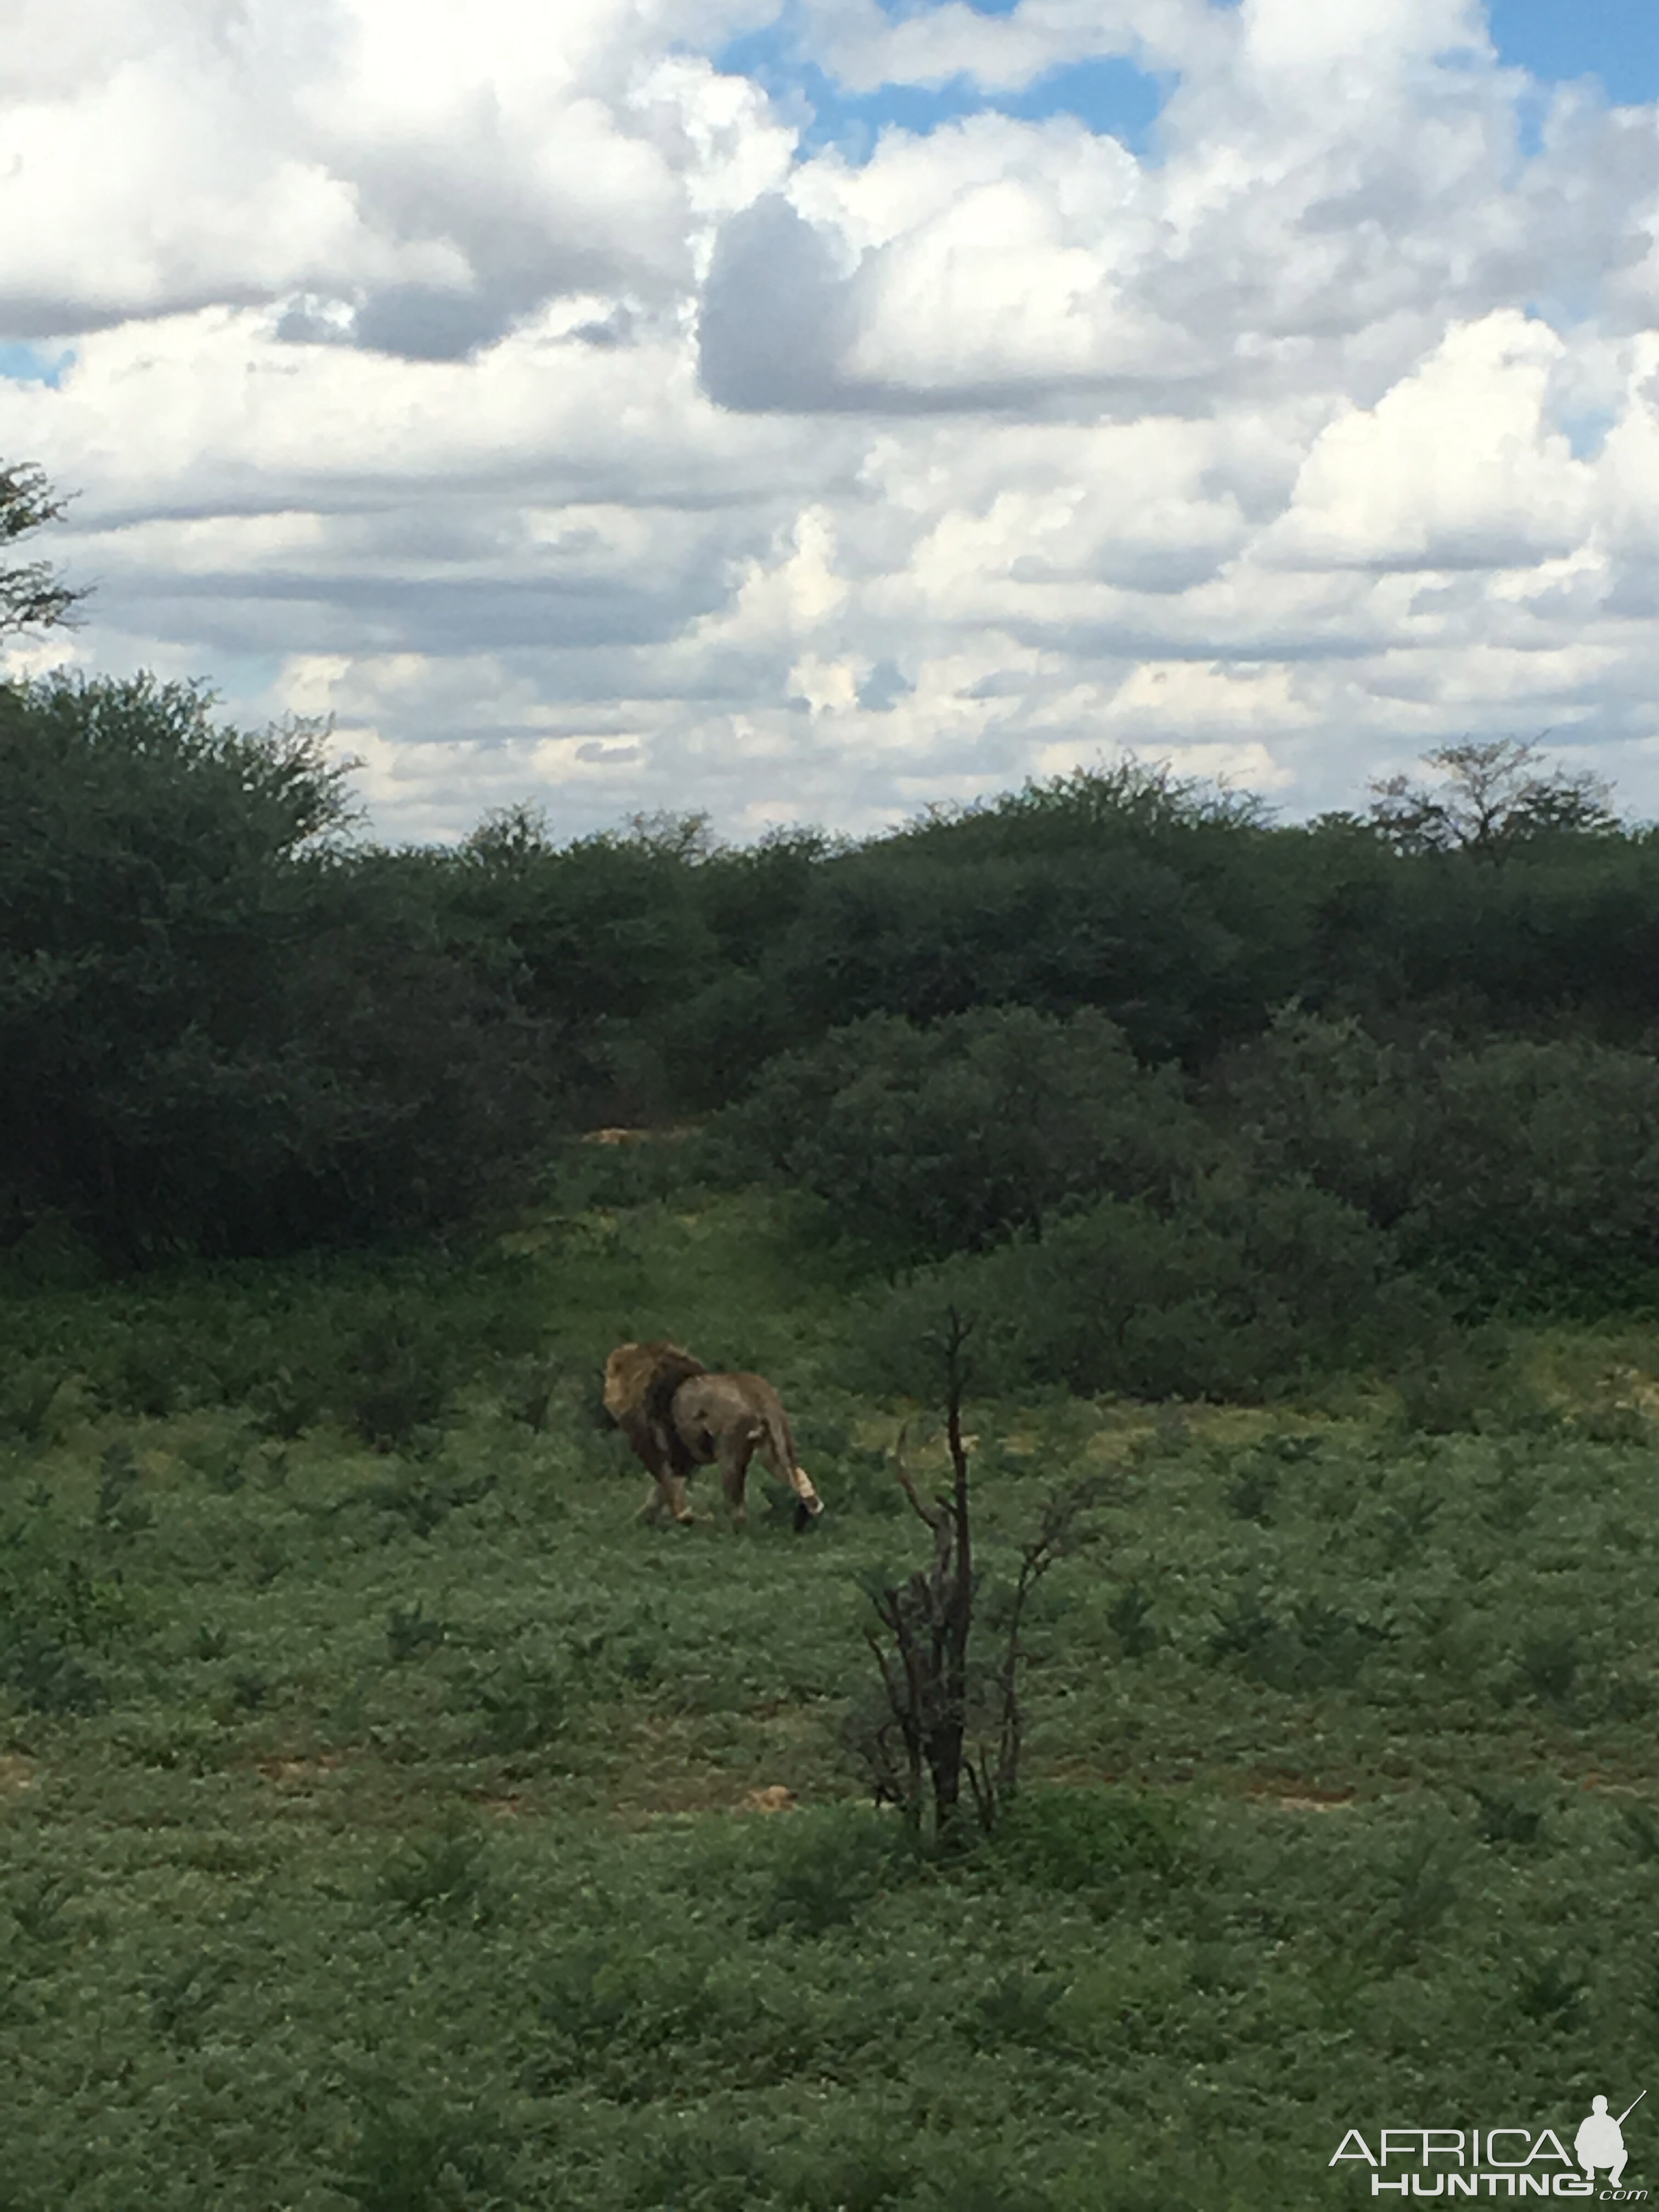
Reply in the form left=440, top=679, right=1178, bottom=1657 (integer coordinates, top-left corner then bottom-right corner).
left=862, top=1177, right=1422, bottom=1403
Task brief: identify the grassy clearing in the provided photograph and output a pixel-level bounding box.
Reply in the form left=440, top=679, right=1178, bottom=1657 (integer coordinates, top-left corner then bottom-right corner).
left=2, top=1197, right=1658, bottom=2208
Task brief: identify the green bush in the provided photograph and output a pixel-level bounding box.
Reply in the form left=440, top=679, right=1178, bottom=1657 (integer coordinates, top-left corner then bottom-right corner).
left=334, top=2090, right=507, bottom=2212
left=1206, top=1589, right=1391, bottom=1692
left=0, top=1488, right=133, bottom=1715
left=754, top=1804, right=917, bottom=1937
left=1221, top=1007, right=1659, bottom=1309
left=0, top=1359, right=69, bottom=1442
left=989, top=1786, right=1183, bottom=1894
left=0, top=674, right=565, bottom=1261
left=458, top=1646, right=573, bottom=1754
left=861, top=1175, right=1415, bottom=1402
left=377, top=1820, right=493, bottom=1921
left=708, top=1005, right=1205, bottom=1261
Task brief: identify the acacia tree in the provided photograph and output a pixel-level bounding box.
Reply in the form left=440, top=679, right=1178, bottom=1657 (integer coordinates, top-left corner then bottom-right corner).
left=1368, top=738, right=1620, bottom=860
left=1, top=461, right=89, bottom=637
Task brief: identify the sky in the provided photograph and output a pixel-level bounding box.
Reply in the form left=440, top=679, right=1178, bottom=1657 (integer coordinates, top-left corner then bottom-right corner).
left=2, top=0, right=1658, bottom=845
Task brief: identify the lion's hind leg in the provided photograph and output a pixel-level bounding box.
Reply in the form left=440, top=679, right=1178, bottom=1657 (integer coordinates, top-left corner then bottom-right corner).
left=752, top=1392, right=823, bottom=1529
left=717, top=1425, right=760, bottom=1532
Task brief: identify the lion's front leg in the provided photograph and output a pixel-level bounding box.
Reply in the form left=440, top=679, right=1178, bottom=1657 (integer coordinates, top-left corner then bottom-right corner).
left=640, top=1472, right=695, bottom=1525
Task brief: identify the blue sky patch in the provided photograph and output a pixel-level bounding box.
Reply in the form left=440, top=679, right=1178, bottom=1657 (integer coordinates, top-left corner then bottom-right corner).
left=1556, top=404, right=1616, bottom=461
left=208, top=653, right=290, bottom=707
left=0, top=343, right=74, bottom=388
left=716, top=15, right=1169, bottom=162
left=1488, top=0, right=1659, bottom=105
left=994, top=58, right=1168, bottom=143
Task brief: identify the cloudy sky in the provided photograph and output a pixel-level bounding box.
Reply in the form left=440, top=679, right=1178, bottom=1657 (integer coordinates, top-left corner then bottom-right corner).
left=3, top=0, right=1658, bottom=844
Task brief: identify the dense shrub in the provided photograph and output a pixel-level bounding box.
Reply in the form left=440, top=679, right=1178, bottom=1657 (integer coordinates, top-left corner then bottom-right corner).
left=1372, top=840, right=1659, bottom=1032
left=1218, top=1008, right=1659, bottom=1305
left=989, top=1786, right=1184, bottom=1894
left=862, top=1177, right=1417, bottom=1402
left=1211, top=1008, right=1425, bottom=1228
left=1406, top=1035, right=1659, bottom=1295
left=0, top=675, right=563, bottom=1258
left=708, top=1006, right=1207, bottom=1260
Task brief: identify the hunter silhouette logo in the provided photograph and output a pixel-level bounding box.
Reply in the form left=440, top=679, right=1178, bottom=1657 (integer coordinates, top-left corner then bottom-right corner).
left=1331, top=2091, right=1646, bottom=2197
left=1577, top=2094, right=1644, bottom=2192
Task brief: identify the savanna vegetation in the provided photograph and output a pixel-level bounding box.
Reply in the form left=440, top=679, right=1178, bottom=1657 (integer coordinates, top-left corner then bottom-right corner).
left=4, top=464, right=1659, bottom=2207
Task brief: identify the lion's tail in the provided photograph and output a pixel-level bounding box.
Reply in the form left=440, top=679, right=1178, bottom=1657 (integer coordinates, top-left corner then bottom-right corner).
left=761, top=1399, right=823, bottom=1518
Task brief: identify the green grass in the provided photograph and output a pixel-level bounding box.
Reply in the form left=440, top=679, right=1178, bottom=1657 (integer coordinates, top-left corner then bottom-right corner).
left=2, top=1195, right=1658, bottom=2207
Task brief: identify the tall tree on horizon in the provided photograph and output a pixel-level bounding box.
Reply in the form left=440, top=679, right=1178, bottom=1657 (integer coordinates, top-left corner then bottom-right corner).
left=0, top=460, right=89, bottom=640
left=1368, top=737, right=1621, bottom=860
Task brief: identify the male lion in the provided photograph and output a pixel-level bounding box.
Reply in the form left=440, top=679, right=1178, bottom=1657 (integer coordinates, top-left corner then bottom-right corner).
left=603, top=1341, right=824, bottom=1532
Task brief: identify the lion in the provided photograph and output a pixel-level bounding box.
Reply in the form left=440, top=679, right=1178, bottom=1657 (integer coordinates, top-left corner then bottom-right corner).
left=602, top=1341, right=824, bottom=1532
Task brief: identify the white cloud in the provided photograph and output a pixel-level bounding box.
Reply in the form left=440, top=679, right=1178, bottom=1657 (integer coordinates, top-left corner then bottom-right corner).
left=3, top=0, right=1659, bottom=841
left=1263, top=311, right=1593, bottom=570
left=1236, top=0, right=1489, bottom=85
left=0, top=0, right=786, bottom=345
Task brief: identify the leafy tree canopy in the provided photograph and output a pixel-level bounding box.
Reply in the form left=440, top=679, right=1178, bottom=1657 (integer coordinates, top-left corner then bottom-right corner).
left=1368, top=738, right=1621, bottom=860
left=0, top=459, right=89, bottom=637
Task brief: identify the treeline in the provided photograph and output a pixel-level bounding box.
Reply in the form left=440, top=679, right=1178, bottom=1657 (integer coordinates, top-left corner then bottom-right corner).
left=4, top=668, right=1659, bottom=1334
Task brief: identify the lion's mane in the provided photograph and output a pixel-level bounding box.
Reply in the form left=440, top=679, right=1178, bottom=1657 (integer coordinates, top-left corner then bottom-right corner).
left=604, top=1340, right=710, bottom=1482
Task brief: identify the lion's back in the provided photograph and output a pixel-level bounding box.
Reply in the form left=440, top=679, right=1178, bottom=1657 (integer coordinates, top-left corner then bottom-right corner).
left=671, top=1373, right=768, bottom=1431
